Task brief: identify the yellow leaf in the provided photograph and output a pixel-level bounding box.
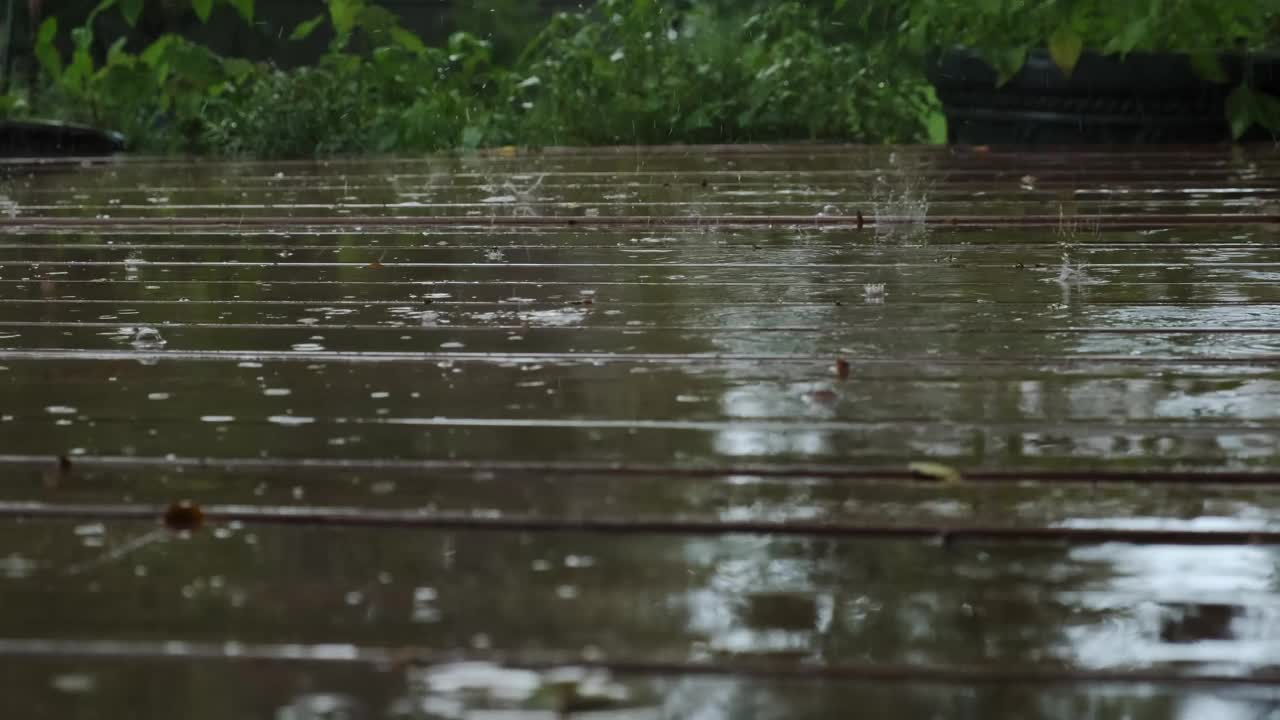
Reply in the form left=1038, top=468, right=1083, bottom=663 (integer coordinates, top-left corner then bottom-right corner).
left=909, top=461, right=963, bottom=484
left=1048, top=26, right=1083, bottom=77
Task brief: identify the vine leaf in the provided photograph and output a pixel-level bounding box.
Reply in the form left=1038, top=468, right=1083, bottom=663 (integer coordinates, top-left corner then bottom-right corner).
left=290, top=14, right=326, bottom=41
left=225, top=0, right=254, bottom=23
left=121, top=0, right=144, bottom=26
left=191, top=0, right=213, bottom=22
left=35, top=18, right=62, bottom=78
left=1189, top=52, right=1228, bottom=83
left=1227, top=85, right=1280, bottom=140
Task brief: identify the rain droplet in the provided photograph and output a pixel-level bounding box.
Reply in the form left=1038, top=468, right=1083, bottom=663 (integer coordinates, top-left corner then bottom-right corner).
left=129, top=326, right=166, bottom=349
left=50, top=673, right=96, bottom=694
left=267, top=415, right=315, bottom=426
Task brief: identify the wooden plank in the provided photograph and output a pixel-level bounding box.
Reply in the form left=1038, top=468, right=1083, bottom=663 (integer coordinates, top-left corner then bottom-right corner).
left=4, top=146, right=1280, bottom=716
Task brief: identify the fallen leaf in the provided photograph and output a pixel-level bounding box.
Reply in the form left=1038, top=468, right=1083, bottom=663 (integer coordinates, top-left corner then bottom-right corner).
left=834, top=358, right=850, bottom=380
left=806, top=389, right=839, bottom=404
left=909, top=461, right=963, bottom=484
left=164, top=500, right=205, bottom=532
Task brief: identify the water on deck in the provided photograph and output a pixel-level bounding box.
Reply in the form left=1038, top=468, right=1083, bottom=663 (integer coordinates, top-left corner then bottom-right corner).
left=2, top=145, right=1280, bottom=719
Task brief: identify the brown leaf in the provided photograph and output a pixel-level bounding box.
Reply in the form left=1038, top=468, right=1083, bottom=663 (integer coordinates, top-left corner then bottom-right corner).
left=834, top=358, right=850, bottom=380
left=164, top=500, right=205, bottom=532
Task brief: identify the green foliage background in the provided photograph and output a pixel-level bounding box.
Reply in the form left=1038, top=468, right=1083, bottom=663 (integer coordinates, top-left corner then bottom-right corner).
left=5, top=0, right=1278, bottom=156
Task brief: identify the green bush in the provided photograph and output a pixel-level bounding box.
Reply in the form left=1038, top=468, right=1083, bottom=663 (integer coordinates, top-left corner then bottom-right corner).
left=10, top=0, right=939, bottom=155
left=8, top=0, right=1278, bottom=156
left=890, top=0, right=1280, bottom=136
left=514, top=1, right=934, bottom=145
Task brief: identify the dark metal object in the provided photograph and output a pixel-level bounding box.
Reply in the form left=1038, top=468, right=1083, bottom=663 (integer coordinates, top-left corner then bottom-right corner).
left=0, top=120, right=125, bottom=157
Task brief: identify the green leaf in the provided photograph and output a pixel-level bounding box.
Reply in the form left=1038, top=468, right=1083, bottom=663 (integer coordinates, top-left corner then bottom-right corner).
left=191, top=0, right=214, bottom=22
left=329, top=0, right=365, bottom=37
left=922, top=86, right=946, bottom=144
left=1226, top=84, right=1253, bottom=139
left=121, top=0, right=144, bottom=25
left=1256, top=92, right=1280, bottom=132
left=34, top=18, right=62, bottom=79
left=140, top=35, right=178, bottom=66
left=290, top=14, right=326, bottom=41
left=88, top=0, right=119, bottom=23
left=0, top=94, right=27, bottom=116
left=1228, top=86, right=1280, bottom=138
left=166, top=43, right=221, bottom=86
left=1103, top=17, right=1150, bottom=55
left=990, top=47, right=1028, bottom=86
left=35, top=16, right=58, bottom=46
left=390, top=27, right=427, bottom=55
left=357, top=5, right=398, bottom=35
left=1047, top=26, right=1082, bottom=77
left=71, top=25, right=93, bottom=52
left=461, top=125, right=484, bottom=149
left=65, top=27, right=97, bottom=90
left=105, top=36, right=130, bottom=64
left=224, top=0, right=253, bottom=22
left=224, top=57, right=256, bottom=81
left=1189, top=52, right=1228, bottom=84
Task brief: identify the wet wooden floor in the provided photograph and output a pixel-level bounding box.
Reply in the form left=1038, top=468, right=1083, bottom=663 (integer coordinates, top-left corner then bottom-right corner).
left=3, top=145, right=1280, bottom=719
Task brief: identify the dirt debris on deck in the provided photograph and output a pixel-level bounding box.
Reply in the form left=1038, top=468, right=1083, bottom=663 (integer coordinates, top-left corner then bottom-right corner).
left=2, top=146, right=1280, bottom=719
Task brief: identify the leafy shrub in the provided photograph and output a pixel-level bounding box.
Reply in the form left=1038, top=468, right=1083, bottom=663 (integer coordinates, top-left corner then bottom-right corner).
left=9, top=0, right=1277, bottom=155
left=514, top=1, right=934, bottom=145
left=889, top=0, right=1280, bottom=137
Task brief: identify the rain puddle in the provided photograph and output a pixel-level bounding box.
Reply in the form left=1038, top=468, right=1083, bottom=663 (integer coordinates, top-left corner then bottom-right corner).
left=1, top=146, right=1280, bottom=718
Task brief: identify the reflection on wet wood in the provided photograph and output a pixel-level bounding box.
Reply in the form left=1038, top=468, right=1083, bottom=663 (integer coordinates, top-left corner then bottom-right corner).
left=3, top=146, right=1280, bottom=718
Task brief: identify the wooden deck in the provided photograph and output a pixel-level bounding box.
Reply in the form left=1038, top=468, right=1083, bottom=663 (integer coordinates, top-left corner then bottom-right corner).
left=3, top=145, right=1280, bottom=718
